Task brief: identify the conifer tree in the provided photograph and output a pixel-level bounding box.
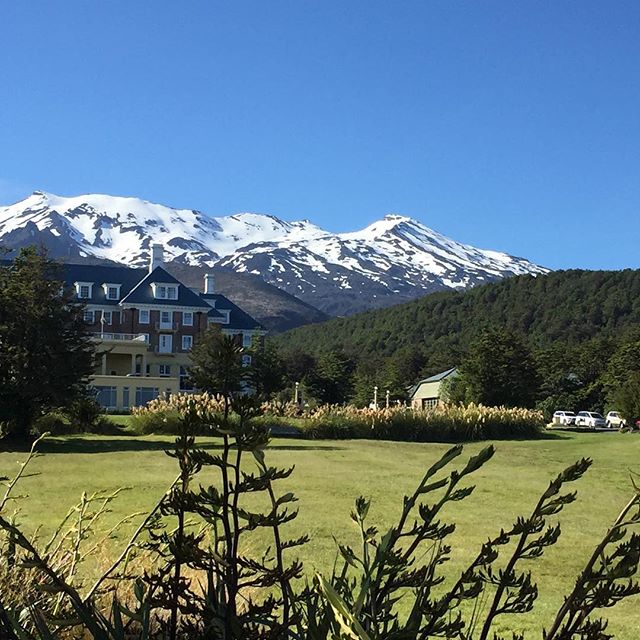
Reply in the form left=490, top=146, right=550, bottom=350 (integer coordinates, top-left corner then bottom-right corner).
left=0, top=247, right=95, bottom=439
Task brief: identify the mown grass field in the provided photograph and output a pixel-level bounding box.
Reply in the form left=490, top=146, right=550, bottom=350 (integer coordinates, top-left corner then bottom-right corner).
left=2, top=430, right=640, bottom=638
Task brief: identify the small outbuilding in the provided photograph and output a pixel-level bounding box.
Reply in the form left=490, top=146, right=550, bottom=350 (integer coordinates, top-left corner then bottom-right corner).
left=409, top=368, right=458, bottom=410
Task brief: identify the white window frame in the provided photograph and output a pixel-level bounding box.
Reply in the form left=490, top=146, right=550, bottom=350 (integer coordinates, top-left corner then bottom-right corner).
left=102, top=310, right=112, bottom=325
left=151, top=283, right=179, bottom=300
left=159, top=364, right=171, bottom=376
left=139, top=309, right=150, bottom=324
left=75, top=282, right=93, bottom=299
left=102, top=283, right=121, bottom=300
left=160, top=310, right=171, bottom=324
left=242, top=333, right=253, bottom=348
left=83, top=309, right=95, bottom=324
left=182, top=335, right=193, bottom=351
left=182, top=311, right=193, bottom=326
left=242, top=354, right=252, bottom=367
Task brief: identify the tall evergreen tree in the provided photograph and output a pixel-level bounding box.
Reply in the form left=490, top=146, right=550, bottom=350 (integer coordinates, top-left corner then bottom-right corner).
left=305, top=349, right=355, bottom=405
left=603, top=339, right=640, bottom=422
left=0, top=247, right=96, bottom=439
left=351, top=356, right=382, bottom=407
left=188, top=327, right=248, bottom=398
left=248, top=338, right=286, bottom=397
left=455, top=328, right=540, bottom=408
left=282, top=348, right=317, bottom=387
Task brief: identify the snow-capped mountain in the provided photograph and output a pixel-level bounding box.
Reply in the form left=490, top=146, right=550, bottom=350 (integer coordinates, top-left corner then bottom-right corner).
left=0, top=191, right=548, bottom=315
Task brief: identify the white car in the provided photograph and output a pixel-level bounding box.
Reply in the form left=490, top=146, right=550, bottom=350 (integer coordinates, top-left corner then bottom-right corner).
left=574, top=411, right=607, bottom=429
left=605, top=411, right=626, bottom=429
left=552, top=411, right=576, bottom=425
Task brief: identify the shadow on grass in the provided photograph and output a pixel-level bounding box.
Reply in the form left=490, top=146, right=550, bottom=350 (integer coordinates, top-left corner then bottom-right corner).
left=0, top=436, right=345, bottom=455
left=1, top=427, right=606, bottom=455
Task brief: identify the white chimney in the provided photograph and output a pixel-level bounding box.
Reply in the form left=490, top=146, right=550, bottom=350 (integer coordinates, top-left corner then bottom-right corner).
left=204, top=273, right=215, bottom=294
left=149, top=243, right=164, bottom=273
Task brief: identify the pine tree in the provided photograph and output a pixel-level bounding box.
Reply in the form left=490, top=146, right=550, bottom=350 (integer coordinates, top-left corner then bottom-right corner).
left=188, top=327, right=248, bottom=399
left=305, top=350, right=355, bottom=405
left=0, top=247, right=96, bottom=439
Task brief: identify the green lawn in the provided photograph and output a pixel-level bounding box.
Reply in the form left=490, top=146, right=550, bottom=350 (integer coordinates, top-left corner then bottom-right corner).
left=2, top=431, right=640, bottom=638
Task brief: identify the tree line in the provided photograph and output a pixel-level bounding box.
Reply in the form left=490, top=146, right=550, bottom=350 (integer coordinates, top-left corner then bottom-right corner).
left=274, top=268, right=640, bottom=362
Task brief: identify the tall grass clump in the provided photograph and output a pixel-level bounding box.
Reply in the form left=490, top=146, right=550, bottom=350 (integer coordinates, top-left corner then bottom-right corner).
left=130, top=392, right=223, bottom=434
left=300, top=403, right=544, bottom=441
left=132, top=394, right=543, bottom=442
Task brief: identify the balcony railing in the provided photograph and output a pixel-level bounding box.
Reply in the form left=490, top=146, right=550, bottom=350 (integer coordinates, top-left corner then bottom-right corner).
left=93, top=332, right=149, bottom=344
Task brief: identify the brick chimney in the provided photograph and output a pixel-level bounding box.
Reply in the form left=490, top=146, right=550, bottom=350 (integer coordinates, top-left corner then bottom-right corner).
left=149, top=243, right=164, bottom=273
left=204, top=273, right=215, bottom=294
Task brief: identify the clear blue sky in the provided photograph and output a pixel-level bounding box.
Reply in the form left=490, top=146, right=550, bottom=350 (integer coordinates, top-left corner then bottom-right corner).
left=1, top=1, right=639, bottom=270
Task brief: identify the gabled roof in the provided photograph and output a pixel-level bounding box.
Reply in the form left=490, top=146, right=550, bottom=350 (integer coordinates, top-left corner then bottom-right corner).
left=201, top=292, right=266, bottom=331
left=3, top=258, right=264, bottom=331
left=120, top=266, right=210, bottom=309
left=408, top=367, right=458, bottom=398
left=62, top=263, right=147, bottom=306
left=421, top=367, right=457, bottom=383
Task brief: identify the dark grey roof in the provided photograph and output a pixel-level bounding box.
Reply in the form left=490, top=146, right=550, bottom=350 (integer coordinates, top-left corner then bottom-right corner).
left=3, top=259, right=264, bottom=331
left=201, top=293, right=265, bottom=331
left=120, top=266, right=210, bottom=309
left=421, top=367, right=457, bottom=383
left=200, top=301, right=226, bottom=321
left=61, top=263, right=147, bottom=306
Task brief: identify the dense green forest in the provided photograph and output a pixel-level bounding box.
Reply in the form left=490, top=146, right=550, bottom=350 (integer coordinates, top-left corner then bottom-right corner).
left=269, top=270, right=640, bottom=416
left=275, top=270, right=640, bottom=365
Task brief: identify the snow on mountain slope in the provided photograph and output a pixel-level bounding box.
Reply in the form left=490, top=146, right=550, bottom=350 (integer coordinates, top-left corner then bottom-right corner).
left=0, top=191, right=325, bottom=266
left=0, top=191, right=548, bottom=315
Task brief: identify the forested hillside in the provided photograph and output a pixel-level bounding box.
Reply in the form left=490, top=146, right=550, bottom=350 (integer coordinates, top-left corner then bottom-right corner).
left=275, top=270, right=640, bottom=363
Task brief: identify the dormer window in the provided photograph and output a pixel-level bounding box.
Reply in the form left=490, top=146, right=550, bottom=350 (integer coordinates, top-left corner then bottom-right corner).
left=102, top=283, right=121, bottom=300
left=75, top=282, right=93, bottom=299
left=151, top=283, right=178, bottom=300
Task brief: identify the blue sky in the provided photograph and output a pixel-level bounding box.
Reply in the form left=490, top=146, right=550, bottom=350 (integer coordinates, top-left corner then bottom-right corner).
left=1, top=1, right=639, bottom=270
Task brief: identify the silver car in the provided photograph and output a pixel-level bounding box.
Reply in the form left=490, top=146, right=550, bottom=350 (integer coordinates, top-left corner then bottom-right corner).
left=574, top=411, right=607, bottom=429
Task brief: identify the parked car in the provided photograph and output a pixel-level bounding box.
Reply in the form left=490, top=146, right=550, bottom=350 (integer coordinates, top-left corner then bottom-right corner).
left=552, top=410, right=576, bottom=425
left=605, top=411, right=626, bottom=429
left=574, top=411, right=607, bottom=429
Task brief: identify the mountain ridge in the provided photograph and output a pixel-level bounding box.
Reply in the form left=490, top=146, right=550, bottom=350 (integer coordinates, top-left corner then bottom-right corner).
left=0, top=191, right=548, bottom=315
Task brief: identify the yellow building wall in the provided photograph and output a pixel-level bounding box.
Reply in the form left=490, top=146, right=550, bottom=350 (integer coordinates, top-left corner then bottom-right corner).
left=411, top=380, right=444, bottom=409
left=92, top=375, right=181, bottom=412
